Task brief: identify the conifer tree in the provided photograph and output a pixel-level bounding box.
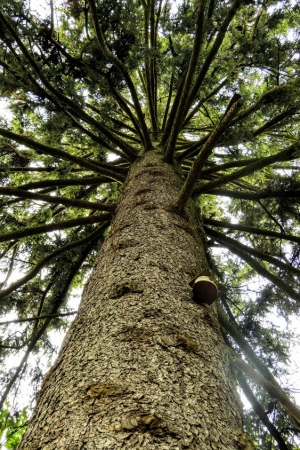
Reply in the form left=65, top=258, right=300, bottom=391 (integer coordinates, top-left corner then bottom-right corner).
left=0, top=0, right=300, bottom=448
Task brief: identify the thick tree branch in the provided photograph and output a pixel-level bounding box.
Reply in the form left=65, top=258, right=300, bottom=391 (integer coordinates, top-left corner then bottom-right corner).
left=63, top=110, right=131, bottom=161
left=201, top=158, right=260, bottom=176
left=142, top=0, right=157, bottom=133
left=204, top=218, right=300, bottom=245
left=17, top=177, right=113, bottom=190
left=161, top=71, right=174, bottom=133
left=0, top=11, right=137, bottom=159
left=164, top=1, right=206, bottom=161
left=237, top=371, right=289, bottom=450
left=184, top=0, right=243, bottom=114
left=0, top=215, right=111, bottom=243
left=0, top=241, right=93, bottom=409
left=204, top=187, right=300, bottom=200
left=194, top=142, right=300, bottom=194
left=176, top=135, right=208, bottom=161
left=181, top=76, right=229, bottom=131
left=161, top=65, right=189, bottom=147
left=231, top=83, right=300, bottom=127
left=87, top=0, right=151, bottom=150
left=218, top=307, right=284, bottom=392
left=0, top=311, right=77, bottom=326
left=105, top=79, right=145, bottom=144
left=0, top=245, right=18, bottom=289
left=257, top=199, right=285, bottom=234
left=235, top=356, right=300, bottom=428
left=0, top=128, right=125, bottom=182
left=0, top=167, right=84, bottom=173
left=252, top=106, right=298, bottom=138
left=207, top=227, right=300, bottom=277
left=0, top=187, right=54, bottom=208
left=205, top=227, right=300, bottom=302
left=0, top=187, right=116, bottom=212
left=177, top=98, right=242, bottom=211
left=0, top=223, right=108, bottom=301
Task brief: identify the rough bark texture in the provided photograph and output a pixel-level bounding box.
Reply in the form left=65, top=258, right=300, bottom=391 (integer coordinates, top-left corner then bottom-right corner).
left=18, top=150, right=244, bottom=449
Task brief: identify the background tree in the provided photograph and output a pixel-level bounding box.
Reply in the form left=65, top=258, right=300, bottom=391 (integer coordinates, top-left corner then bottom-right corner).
left=0, top=0, right=300, bottom=448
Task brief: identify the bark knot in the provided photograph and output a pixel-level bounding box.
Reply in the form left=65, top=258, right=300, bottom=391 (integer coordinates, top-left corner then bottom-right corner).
left=177, top=332, right=199, bottom=353
left=111, top=282, right=144, bottom=298
left=86, top=382, right=128, bottom=398
left=117, top=412, right=182, bottom=438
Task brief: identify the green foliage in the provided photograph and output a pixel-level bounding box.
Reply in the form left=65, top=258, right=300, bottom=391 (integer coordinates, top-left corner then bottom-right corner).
left=0, top=405, right=28, bottom=449
left=0, top=0, right=300, bottom=447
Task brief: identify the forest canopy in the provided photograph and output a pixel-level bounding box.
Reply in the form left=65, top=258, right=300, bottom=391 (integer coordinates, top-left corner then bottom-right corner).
left=0, top=0, right=300, bottom=448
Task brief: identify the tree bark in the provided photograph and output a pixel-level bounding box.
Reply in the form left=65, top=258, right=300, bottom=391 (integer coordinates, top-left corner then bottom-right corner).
left=18, top=150, right=244, bottom=449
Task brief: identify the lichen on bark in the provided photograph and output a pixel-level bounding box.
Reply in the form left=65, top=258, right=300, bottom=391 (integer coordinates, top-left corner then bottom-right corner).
left=18, top=150, right=244, bottom=449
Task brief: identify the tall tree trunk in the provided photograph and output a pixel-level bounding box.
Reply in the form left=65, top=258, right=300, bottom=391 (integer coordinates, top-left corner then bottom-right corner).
left=18, top=150, right=244, bottom=449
